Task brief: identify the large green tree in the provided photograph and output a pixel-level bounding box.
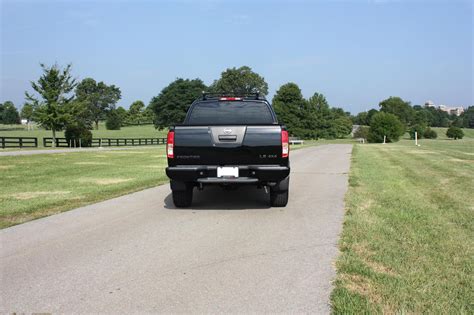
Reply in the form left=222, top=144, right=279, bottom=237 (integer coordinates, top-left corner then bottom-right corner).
left=149, top=78, right=207, bottom=130
left=272, top=83, right=308, bottom=137
left=1, top=101, right=21, bottom=124
left=273, top=84, right=352, bottom=139
left=379, top=96, right=414, bottom=126
left=25, top=63, right=77, bottom=146
left=368, top=112, right=405, bottom=143
left=75, top=78, right=121, bottom=130
left=210, top=66, right=269, bottom=96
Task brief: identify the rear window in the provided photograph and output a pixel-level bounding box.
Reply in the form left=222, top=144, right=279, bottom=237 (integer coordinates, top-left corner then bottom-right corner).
left=186, top=101, right=276, bottom=125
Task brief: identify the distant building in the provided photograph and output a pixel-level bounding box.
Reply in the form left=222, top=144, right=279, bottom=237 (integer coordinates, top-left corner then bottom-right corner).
left=424, top=101, right=464, bottom=116
left=424, top=100, right=436, bottom=108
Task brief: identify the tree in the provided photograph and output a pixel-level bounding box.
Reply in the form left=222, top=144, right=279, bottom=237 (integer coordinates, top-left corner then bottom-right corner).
left=20, top=103, right=34, bottom=123
left=149, top=78, right=207, bottom=130
left=106, top=109, right=122, bottom=130
left=1, top=101, right=20, bottom=124
left=353, top=111, right=369, bottom=125
left=0, top=103, right=4, bottom=123
left=115, top=106, right=128, bottom=126
left=409, top=123, right=427, bottom=140
left=272, top=83, right=308, bottom=137
left=368, top=112, right=405, bottom=143
left=367, top=109, right=379, bottom=124
left=210, top=66, right=269, bottom=96
left=379, top=96, right=414, bottom=126
left=128, top=100, right=145, bottom=125
left=353, top=126, right=370, bottom=140
left=25, top=63, right=77, bottom=146
left=65, top=100, right=94, bottom=130
left=461, top=106, right=474, bottom=128
left=64, top=124, right=92, bottom=147
left=423, top=128, right=437, bottom=139
left=446, top=126, right=464, bottom=140
left=75, top=78, right=121, bottom=130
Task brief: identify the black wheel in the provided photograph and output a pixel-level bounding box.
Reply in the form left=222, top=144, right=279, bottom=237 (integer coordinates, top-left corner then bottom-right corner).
left=172, top=188, right=193, bottom=207
left=270, top=189, right=289, bottom=207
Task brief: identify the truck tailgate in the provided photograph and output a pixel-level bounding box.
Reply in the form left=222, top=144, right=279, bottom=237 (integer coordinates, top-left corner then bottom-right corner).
left=172, top=125, right=284, bottom=166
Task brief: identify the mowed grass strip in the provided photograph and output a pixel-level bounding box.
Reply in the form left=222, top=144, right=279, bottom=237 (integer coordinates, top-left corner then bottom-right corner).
left=0, top=147, right=168, bottom=228
left=0, top=123, right=168, bottom=147
left=331, top=134, right=474, bottom=313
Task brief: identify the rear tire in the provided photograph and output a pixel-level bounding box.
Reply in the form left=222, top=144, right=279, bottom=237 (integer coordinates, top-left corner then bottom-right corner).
left=270, top=189, right=289, bottom=207
left=172, top=188, right=193, bottom=207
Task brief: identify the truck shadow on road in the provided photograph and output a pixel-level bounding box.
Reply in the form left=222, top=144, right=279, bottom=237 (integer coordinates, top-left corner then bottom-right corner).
left=164, top=185, right=271, bottom=210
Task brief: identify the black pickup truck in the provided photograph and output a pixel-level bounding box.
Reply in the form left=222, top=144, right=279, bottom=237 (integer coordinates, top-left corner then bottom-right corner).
left=166, top=93, right=290, bottom=208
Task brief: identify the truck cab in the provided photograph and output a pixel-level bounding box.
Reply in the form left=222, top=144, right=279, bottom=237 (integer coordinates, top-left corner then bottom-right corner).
left=166, top=93, right=290, bottom=207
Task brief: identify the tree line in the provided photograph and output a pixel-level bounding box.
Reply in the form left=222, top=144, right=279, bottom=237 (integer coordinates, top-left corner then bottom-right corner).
left=149, top=66, right=353, bottom=139
left=2, top=63, right=472, bottom=145
left=351, top=96, right=472, bottom=142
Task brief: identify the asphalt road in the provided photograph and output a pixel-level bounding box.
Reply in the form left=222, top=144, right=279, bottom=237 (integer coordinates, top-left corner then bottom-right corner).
left=0, top=144, right=352, bottom=314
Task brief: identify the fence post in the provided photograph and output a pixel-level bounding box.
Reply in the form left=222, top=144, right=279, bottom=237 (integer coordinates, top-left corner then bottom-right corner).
left=34, top=137, right=38, bottom=147
left=19, top=137, right=23, bottom=148
left=1, top=137, right=4, bottom=149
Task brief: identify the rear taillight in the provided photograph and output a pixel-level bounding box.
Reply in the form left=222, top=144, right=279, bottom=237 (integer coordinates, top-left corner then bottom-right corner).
left=281, top=130, right=289, bottom=158
left=167, top=131, right=175, bottom=158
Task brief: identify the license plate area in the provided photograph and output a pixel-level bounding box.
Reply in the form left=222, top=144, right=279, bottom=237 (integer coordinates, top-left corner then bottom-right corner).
left=217, top=167, right=239, bottom=178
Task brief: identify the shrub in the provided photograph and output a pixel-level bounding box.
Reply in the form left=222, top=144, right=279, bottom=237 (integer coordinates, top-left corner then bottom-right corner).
left=368, top=112, right=405, bottom=143
left=65, top=124, right=93, bottom=147
left=423, top=128, right=438, bottom=139
left=409, top=124, right=426, bottom=140
left=106, top=109, right=122, bottom=130
left=353, top=126, right=370, bottom=140
left=446, top=126, right=464, bottom=140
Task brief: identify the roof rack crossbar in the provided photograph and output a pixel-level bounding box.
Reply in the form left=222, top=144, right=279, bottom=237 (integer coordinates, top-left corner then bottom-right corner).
left=201, top=91, right=262, bottom=100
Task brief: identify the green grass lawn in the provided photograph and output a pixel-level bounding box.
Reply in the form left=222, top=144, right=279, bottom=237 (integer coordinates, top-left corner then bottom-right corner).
left=331, top=133, right=474, bottom=313
left=0, top=147, right=168, bottom=228
left=0, top=123, right=167, bottom=147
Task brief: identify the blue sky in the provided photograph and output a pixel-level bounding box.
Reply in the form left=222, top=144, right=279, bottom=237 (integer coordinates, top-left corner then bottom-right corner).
left=1, top=0, right=472, bottom=113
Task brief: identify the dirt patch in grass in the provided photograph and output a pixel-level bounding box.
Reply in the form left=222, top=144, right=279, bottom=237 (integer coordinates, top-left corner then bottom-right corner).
left=0, top=165, right=14, bottom=170
left=446, top=158, right=473, bottom=163
left=95, top=178, right=133, bottom=185
left=352, top=243, right=397, bottom=276
left=407, top=150, right=436, bottom=154
left=12, top=191, right=71, bottom=200
left=76, top=177, right=134, bottom=185
left=105, top=151, right=147, bottom=154
left=144, top=165, right=165, bottom=168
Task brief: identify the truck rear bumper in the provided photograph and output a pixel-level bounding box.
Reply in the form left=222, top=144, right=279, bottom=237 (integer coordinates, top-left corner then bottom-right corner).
left=166, top=165, right=290, bottom=183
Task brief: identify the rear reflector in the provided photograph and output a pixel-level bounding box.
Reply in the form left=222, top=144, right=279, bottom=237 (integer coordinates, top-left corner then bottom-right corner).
left=219, top=97, right=242, bottom=101
left=281, top=130, right=289, bottom=158
left=167, top=131, right=175, bottom=158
